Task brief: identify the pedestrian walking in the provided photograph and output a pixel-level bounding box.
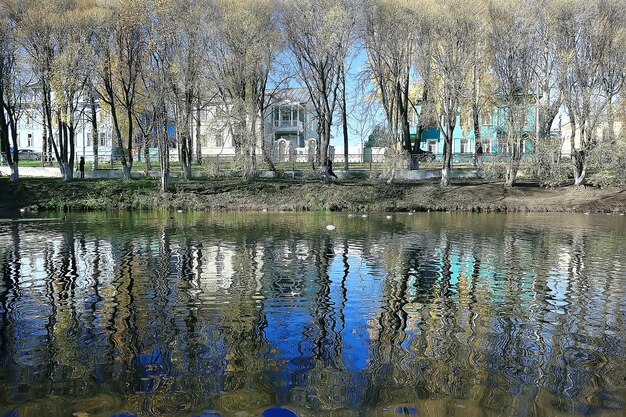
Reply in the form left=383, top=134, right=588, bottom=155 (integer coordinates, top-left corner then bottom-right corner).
left=324, top=158, right=338, bottom=181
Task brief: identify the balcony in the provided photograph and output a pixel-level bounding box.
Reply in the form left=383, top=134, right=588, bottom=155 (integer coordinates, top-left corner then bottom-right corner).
left=273, top=119, right=303, bottom=132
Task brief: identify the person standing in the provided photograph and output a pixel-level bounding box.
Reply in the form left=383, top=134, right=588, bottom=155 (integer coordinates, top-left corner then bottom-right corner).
left=79, top=156, right=85, bottom=179
left=325, top=158, right=338, bottom=180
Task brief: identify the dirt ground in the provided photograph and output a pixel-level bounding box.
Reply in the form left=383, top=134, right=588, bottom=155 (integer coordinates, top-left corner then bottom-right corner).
left=1, top=177, right=625, bottom=214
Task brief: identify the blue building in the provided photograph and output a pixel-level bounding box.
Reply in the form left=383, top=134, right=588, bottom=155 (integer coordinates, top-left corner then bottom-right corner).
left=411, top=104, right=537, bottom=160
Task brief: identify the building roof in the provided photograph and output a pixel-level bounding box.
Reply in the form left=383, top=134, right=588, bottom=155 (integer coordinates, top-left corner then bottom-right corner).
left=268, top=87, right=310, bottom=105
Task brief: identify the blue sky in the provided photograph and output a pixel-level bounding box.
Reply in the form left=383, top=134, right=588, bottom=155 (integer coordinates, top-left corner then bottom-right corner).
left=279, top=47, right=380, bottom=149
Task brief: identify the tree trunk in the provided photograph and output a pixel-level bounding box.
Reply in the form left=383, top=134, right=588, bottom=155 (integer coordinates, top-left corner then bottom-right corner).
left=243, top=108, right=258, bottom=182
left=568, top=114, right=586, bottom=186
left=606, top=95, right=615, bottom=144
left=68, top=125, right=76, bottom=176
left=90, top=93, right=99, bottom=171
left=126, top=107, right=133, bottom=176
left=473, top=110, right=481, bottom=167
left=158, top=102, right=170, bottom=192
left=259, top=109, right=275, bottom=171
left=195, top=105, right=202, bottom=165
left=573, top=149, right=586, bottom=186
left=179, top=104, right=193, bottom=180
left=505, top=160, right=518, bottom=186
left=320, top=113, right=332, bottom=172
left=161, top=170, right=169, bottom=192
left=42, top=121, right=47, bottom=167
left=441, top=165, right=450, bottom=186
left=9, top=163, right=18, bottom=183
left=472, top=65, right=481, bottom=168
left=144, top=135, right=151, bottom=176
left=341, top=67, right=349, bottom=171
left=62, top=161, right=73, bottom=182
left=440, top=122, right=453, bottom=186
left=120, top=164, right=130, bottom=180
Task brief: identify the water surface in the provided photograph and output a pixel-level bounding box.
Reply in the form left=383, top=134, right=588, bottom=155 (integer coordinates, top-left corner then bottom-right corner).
left=0, top=211, right=625, bottom=417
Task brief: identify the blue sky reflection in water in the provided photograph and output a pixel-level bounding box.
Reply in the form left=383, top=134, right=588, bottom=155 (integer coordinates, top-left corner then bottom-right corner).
left=0, top=212, right=624, bottom=417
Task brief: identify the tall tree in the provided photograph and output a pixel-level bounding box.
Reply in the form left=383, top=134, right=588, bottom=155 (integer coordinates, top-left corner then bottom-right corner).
left=554, top=0, right=624, bottom=185
left=428, top=0, right=480, bottom=186
left=0, top=6, right=26, bottom=183
left=533, top=0, right=562, bottom=145
left=211, top=0, right=281, bottom=181
left=50, top=13, right=94, bottom=182
left=281, top=0, right=355, bottom=170
left=363, top=0, right=417, bottom=172
left=86, top=5, right=114, bottom=172
left=95, top=0, right=146, bottom=180
left=10, top=0, right=82, bottom=181
left=11, top=0, right=101, bottom=181
left=488, top=0, right=538, bottom=186
left=147, top=0, right=175, bottom=192
left=159, top=0, right=210, bottom=180
left=339, top=63, right=350, bottom=171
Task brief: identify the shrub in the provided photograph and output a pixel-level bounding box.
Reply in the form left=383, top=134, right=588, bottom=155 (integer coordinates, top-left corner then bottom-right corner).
left=588, top=140, right=626, bottom=188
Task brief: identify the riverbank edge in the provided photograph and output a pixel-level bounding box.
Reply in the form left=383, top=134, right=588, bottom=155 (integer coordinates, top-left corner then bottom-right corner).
left=1, top=177, right=625, bottom=214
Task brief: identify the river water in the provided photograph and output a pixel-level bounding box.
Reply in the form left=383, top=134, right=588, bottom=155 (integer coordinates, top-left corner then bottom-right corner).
left=0, top=212, right=624, bottom=417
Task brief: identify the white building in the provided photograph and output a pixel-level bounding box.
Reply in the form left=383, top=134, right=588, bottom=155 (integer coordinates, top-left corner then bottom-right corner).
left=10, top=87, right=333, bottom=166
left=9, top=87, right=116, bottom=163
left=190, top=88, right=320, bottom=163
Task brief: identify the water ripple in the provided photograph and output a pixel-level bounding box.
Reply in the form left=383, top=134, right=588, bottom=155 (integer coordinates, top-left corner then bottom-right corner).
left=0, top=212, right=624, bottom=416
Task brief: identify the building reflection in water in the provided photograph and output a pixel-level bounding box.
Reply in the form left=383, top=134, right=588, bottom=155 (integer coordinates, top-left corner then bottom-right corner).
left=0, top=212, right=624, bottom=416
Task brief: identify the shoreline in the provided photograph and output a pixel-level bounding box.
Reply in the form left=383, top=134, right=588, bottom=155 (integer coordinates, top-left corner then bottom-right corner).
left=1, top=177, right=625, bottom=215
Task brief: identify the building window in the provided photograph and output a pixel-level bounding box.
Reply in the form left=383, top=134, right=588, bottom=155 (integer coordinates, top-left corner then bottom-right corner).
left=427, top=140, right=437, bottom=154
left=460, top=138, right=469, bottom=154
left=481, top=110, right=493, bottom=126
left=214, top=129, right=224, bottom=147
left=87, top=132, right=92, bottom=146
left=99, top=132, right=107, bottom=146
left=27, top=133, right=33, bottom=147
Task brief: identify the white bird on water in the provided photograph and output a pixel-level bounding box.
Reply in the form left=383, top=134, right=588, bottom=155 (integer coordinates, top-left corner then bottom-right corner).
left=326, top=224, right=336, bottom=231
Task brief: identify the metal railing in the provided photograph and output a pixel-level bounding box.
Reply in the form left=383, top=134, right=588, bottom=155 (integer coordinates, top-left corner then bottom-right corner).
left=273, top=120, right=303, bottom=130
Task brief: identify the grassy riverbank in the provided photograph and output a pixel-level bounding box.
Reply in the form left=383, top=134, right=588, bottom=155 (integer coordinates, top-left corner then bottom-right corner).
left=1, top=177, right=625, bottom=214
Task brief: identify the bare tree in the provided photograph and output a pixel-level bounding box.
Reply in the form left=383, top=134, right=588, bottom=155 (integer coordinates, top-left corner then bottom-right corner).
left=51, top=21, right=94, bottom=181
left=281, top=0, right=355, bottom=171
left=19, top=1, right=97, bottom=182
left=0, top=7, right=26, bottom=183
left=555, top=0, right=624, bottom=185
left=428, top=0, right=480, bottom=186
left=133, top=70, right=159, bottom=177
left=147, top=0, right=177, bottom=191
left=487, top=0, right=538, bottom=186
left=9, top=0, right=57, bottom=172
left=363, top=0, right=417, bottom=173
left=210, top=0, right=281, bottom=181
left=533, top=0, right=562, bottom=145
left=158, top=0, right=211, bottom=180
left=94, top=0, right=147, bottom=180
left=596, top=2, right=625, bottom=145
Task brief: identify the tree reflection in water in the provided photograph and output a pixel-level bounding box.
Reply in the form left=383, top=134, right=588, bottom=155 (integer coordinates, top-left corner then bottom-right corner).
left=0, top=212, right=624, bottom=417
